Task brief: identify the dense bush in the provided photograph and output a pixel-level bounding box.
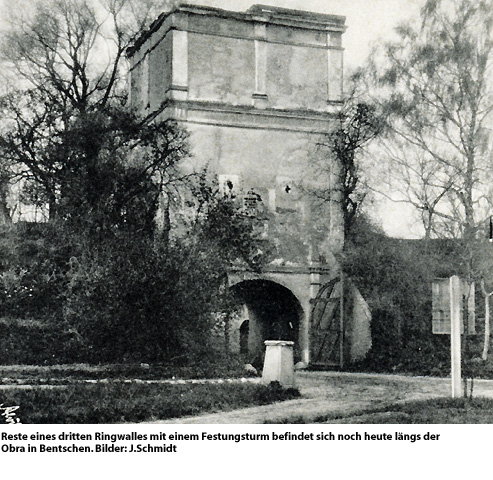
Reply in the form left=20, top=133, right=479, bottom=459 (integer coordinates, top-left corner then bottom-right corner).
left=344, top=216, right=466, bottom=375
left=0, top=226, right=256, bottom=365
left=0, top=320, right=83, bottom=365
left=0, top=223, right=71, bottom=319
left=63, top=237, right=226, bottom=363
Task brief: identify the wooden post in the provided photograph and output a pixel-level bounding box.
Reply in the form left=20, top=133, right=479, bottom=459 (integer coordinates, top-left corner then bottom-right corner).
left=450, top=275, right=462, bottom=398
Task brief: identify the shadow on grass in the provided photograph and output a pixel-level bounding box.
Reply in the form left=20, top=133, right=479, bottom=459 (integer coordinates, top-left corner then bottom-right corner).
left=273, top=397, right=493, bottom=424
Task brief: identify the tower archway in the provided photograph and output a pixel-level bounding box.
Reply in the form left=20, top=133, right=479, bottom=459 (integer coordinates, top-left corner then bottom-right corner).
left=230, top=279, right=303, bottom=367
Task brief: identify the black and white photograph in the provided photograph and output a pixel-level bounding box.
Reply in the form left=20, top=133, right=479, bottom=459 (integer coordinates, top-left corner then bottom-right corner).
left=0, top=0, right=492, bottom=476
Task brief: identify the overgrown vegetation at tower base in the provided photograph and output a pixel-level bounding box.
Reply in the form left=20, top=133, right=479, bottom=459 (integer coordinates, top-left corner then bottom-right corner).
left=2, top=212, right=493, bottom=376
left=0, top=107, right=268, bottom=367
left=343, top=216, right=493, bottom=377
left=0, top=200, right=265, bottom=366
left=0, top=381, right=300, bottom=424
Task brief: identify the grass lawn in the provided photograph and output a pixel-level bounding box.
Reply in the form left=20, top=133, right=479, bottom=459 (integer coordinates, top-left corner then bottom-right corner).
left=322, top=397, right=493, bottom=424
left=0, top=381, right=299, bottom=424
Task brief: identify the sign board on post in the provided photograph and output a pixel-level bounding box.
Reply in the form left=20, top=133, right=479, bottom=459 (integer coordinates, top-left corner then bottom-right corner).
left=432, top=278, right=475, bottom=334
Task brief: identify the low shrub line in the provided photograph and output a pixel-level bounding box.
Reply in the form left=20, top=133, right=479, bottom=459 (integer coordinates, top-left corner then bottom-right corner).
left=0, top=361, right=256, bottom=381
left=0, top=377, right=259, bottom=386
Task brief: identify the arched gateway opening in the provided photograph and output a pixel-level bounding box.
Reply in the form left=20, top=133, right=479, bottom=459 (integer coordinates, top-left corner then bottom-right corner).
left=230, top=280, right=303, bottom=367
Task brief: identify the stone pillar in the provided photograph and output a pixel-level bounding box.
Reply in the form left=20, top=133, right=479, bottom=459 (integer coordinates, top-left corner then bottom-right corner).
left=252, top=19, right=268, bottom=108
left=327, top=32, right=343, bottom=103
left=169, top=29, right=189, bottom=101
left=267, top=188, right=276, bottom=212
left=319, top=159, right=345, bottom=256
left=262, top=340, right=295, bottom=387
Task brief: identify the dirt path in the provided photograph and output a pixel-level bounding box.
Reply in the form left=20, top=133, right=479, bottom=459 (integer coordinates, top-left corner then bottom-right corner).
left=146, top=371, right=493, bottom=424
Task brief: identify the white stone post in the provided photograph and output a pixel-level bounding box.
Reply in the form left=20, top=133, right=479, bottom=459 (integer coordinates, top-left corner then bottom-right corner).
left=262, top=340, right=295, bottom=387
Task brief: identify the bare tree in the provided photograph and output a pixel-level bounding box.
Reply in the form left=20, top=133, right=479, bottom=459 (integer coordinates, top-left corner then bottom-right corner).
left=308, top=86, right=383, bottom=251
left=0, top=0, right=177, bottom=220
left=1, top=0, right=176, bottom=109
left=369, top=0, right=493, bottom=267
left=373, top=136, right=459, bottom=245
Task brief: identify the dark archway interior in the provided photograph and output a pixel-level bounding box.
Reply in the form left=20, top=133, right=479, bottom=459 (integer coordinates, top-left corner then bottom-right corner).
left=231, top=280, right=302, bottom=366
left=239, top=320, right=249, bottom=358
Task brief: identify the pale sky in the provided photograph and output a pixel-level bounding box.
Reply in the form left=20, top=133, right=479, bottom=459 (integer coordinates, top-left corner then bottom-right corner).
left=187, top=0, right=425, bottom=70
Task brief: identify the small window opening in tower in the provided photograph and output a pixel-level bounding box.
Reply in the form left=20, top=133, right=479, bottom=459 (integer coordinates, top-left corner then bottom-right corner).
left=218, top=174, right=240, bottom=197
left=285, top=185, right=291, bottom=193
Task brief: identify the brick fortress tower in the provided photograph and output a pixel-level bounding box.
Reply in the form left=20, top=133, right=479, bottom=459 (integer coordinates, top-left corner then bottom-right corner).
left=127, top=4, right=371, bottom=367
